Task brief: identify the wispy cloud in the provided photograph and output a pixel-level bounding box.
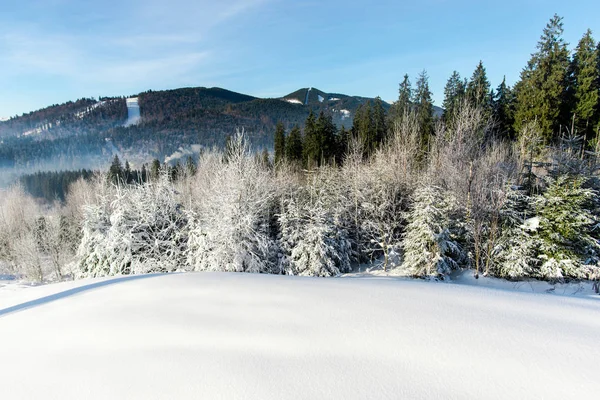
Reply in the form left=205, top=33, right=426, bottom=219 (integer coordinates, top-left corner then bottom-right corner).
left=0, top=0, right=272, bottom=103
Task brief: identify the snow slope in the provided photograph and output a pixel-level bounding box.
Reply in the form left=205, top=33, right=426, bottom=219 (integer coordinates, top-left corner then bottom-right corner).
left=0, top=272, right=598, bottom=399
left=124, top=97, right=141, bottom=127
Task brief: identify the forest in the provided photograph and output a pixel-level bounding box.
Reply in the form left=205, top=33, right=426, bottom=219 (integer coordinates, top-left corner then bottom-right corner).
left=0, top=14, right=599, bottom=286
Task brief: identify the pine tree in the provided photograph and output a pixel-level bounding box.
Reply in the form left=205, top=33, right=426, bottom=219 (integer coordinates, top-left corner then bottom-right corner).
left=493, top=76, right=516, bottom=139
left=414, top=70, right=434, bottom=152
left=336, top=126, right=350, bottom=163
left=108, top=155, right=123, bottom=185
left=388, top=74, right=412, bottom=125
left=514, top=14, right=571, bottom=142
left=303, top=111, right=320, bottom=168
left=315, top=111, right=338, bottom=164
left=353, top=102, right=377, bottom=156
left=278, top=194, right=352, bottom=277
left=571, top=29, right=599, bottom=141
left=285, top=125, right=303, bottom=165
left=373, top=97, right=387, bottom=145
left=466, top=61, right=492, bottom=112
left=442, top=71, right=464, bottom=124
left=535, top=175, right=600, bottom=280
left=494, top=185, right=540, bottom=279
left=402, top=185, right=461, bottom=277
left=150, top=159, right=161, bottom=181
left=124, top=161, right=132, bottom=184
left=273, top=122, right=286, bottom=165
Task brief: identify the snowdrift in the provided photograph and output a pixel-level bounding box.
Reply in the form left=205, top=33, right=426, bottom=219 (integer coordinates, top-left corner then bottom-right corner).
left=0, top=272, right=598, bottom=399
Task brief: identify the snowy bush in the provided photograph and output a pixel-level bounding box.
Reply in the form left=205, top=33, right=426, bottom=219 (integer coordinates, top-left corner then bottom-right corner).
left=278, top=191, right=352, bottom=277
left=186, top=133, right=278, bottom=273
left=76, top=173, right=187, bottom=277
left=401, top=184, right=462, bottom=277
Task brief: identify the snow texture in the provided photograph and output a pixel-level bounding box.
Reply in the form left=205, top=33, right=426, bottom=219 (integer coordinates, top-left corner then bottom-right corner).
left=0, top=272, right=598, bottom=399
left=285, top=98, right=303, bottom=105
left=124, top=97, right=141, bottom=127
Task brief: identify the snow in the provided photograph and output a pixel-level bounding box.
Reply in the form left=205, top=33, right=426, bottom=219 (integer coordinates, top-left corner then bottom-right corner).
left=339, top=109, right=351, bottom=120
left=317, top=94, right=324, bottom=103
left=0, top=272, right=598, bottom=399
left=329, top=97, right=340, bottom=101
left=285, top=98, right=303, bottom=105
left=124, top=97, right=141, bottom=127
left=0, top=117, right=9, bottom=122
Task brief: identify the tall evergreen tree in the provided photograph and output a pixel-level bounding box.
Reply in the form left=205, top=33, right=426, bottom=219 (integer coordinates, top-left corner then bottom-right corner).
left=273, top=122, right=286, bottom=165
left=285, top=125, right=303, bottom=165
left=442, top=71, right=464, bottom=123
left=493, top=76, right=516, bottom=139
left=108, top=155, right=123, bottom=185
left=150, top=159, right=161, bottom=181
left=571, top=29, right=599, bottom=141
left=303, top=111, right=320, bottom=168
left=389, top=74, right=412, bottom=125
left=354, top=102, right=377, bottom=155
left=124, top=161, right=132, bottom=184
left=373, top=97, right=387, bottom=145
left=414, top=70, right=434, bottom=151
left=398, top=74, right=412, bottom=115
left=315, top=111, right=338, bottom=164
left=514, top=14, right=571, bottom=142
left=336, top=126, right=350, bottom=163
left=467, top=61, right=492, bottom=112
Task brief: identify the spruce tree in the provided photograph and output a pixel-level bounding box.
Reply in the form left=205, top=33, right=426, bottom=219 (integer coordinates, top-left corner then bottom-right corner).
left=414, top=70, right=434, bottom=152
left=442, top=71, right=463, bottom=124
left=514, top=14, right=570, bottom=142
left=285, top=125, right=303, bottom=165
left=493, top=76, right=516, bottom=139
left=402, top=185, right=461, bottom=277
left=389, top=74, right=412, bottom=125
left=571, top=29, right=599, bottom=141
left=273, top=122, right=286, bottom=165
left=150, top=159, right=161, bottom=181
left=354, top=102, right=377, bottom=155
left=315, top=111, right=338, bottom=164
left=535, top=175, right=599, bottom=279
left=373, top=97, right=387, bottom=145
left=108, top=155, right=123, bottom=185
left=303, top=111, right=320, bottom=168
left=336, top=126, right=350, bottom=163
left=467, top=61, right=492, bottom=112
left=124, top=161, right=132, bottom=184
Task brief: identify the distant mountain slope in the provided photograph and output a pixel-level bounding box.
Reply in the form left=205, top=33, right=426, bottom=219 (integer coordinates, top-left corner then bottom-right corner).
left=0, top=86, right=434, bottom=183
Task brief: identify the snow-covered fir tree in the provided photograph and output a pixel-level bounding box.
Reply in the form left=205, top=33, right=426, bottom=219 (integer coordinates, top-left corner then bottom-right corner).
left=493, top=184, right=540, bottom=279
left=278, top=193, right=352, bottom=277
left=401, top=184, right=462, bottom=277
left=534, top=175, right=600, bottom=280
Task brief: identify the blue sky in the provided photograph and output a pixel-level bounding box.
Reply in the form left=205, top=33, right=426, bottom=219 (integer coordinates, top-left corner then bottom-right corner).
left=1, top=0, right=599, bottom=117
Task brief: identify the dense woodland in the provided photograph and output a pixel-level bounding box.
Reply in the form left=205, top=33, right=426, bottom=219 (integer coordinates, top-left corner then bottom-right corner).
left=1, top=15, right=600, bottom=287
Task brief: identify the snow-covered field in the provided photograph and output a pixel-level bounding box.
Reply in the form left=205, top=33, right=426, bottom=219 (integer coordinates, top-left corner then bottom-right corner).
left=0, top=272, right=599, bottom=399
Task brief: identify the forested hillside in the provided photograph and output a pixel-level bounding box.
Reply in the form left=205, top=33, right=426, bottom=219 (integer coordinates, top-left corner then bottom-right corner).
left=0, top=86, right=388, bottom=180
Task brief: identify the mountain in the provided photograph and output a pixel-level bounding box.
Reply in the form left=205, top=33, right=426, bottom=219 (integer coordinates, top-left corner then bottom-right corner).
left=0, top=86, right=434, bottom=185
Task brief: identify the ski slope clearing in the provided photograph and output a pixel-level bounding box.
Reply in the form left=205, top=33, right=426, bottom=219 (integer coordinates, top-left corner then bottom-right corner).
left=0, top=272, right=598, bottom=399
